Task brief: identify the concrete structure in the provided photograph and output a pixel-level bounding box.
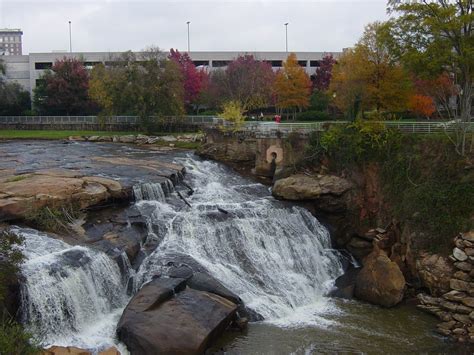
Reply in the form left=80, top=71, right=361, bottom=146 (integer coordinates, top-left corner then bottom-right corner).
left=0, top=29, right=23, bottom=56
left=1, top=50, right=342, bottom=96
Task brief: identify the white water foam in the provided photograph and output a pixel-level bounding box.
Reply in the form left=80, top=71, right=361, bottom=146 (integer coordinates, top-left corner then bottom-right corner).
left=134, top=156, right=345, bottom=327
left=12, top=227, right=129, bottom=353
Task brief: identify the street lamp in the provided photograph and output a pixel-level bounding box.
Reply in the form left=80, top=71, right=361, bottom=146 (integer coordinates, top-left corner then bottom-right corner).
left=186, top=21, right=191, bottom=52
left=68, top=21, right=72, bottom=53
left=284, top=22, right=289, bottom=53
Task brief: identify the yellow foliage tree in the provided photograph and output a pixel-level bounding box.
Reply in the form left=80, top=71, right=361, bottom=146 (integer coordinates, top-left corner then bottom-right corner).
left=330, top=22, right=412, bottom=120
left=219, top=100, right=245, bottom=128
left=274, top=53, right=312, bottom=120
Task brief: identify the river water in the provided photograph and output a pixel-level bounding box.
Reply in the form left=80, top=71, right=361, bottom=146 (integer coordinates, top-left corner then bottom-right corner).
left=15, top=151, right=457, bottom=354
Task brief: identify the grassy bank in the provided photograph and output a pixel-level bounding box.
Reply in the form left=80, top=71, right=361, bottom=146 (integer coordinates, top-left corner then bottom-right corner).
left=308, top=120, right=474, bottom=253
left=0, top=130, right=138, bottom=140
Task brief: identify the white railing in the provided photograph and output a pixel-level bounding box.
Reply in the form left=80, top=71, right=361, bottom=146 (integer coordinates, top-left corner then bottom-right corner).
left=241, top=120, right=474, bottom=135
left=0, top=115, right=223, bottom=125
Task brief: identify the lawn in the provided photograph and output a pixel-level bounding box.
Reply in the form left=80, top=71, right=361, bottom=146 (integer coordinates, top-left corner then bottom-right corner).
left=0, top=130, right=139, bottom=140
left=0, top=130, right=199, bottom=140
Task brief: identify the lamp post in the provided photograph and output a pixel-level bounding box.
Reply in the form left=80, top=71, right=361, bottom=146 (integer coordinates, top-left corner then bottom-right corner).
left=186, top=21, right=190, bottom=52
left=68, top=21, right=72, bottom=53
left=284, top=22, right=289, bottom=53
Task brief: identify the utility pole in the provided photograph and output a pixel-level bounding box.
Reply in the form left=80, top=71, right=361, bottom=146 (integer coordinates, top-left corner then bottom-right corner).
left=284, top=22, right=289, bottom=53
left=187, top=21, right=190, bottom=52
left=69, top=21, right=72, bottom=53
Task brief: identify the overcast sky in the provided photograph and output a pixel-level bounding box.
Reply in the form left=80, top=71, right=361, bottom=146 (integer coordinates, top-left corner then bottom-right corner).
left=1, top=0, right=389, bottom=54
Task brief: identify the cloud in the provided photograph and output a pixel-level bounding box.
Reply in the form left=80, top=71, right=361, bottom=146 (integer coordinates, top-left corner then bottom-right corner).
left=1, top=0, right=388, bottom=54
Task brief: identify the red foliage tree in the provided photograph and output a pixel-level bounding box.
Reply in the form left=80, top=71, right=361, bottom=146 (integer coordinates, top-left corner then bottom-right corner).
left=169, top=49, right=207, bottom=107
left=220, top=54, right=275, bottom=110
left=312, top=53, right=336, bottom=91
left=34, top=57, right=96, bottom=115
left=408, top=94, right=436, bottom=119
left=413, top=73, right=458, bottom=119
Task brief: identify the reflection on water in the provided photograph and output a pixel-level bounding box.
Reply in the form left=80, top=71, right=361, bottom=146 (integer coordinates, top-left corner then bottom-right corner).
left=211, top=301, right=467, bottom=354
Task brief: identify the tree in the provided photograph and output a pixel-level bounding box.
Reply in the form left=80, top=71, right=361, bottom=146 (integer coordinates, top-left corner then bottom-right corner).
left=387, top=0, right=473, bottom=155
left=408, top=94, right=436, bottom=119
left=274, top=53, right=312, bottom=119
left=33, top=57, right=97, bottom=115
left=0, top=59, right=31, bottom=115
left=90, top=49, right=184, bottom=132
left=330, top=22, right=412, bottom=119
left=0, top=82, right=31, bottom=115
left=216, top=55, right=275, bottom=111
left=309, top=90, right=330, bottom=112
left=219, top=100, right=245, bottom=126
left=313, top=53, right=336, bottom=91
left=169, top=49, right=207, bottom=111
left=413, top=72, right=458, bottom=119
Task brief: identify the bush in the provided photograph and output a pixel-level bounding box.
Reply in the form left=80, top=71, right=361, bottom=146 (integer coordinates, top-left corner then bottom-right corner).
left=309, top=90, right=330, bottom=112
left=219, top=101, right=245, bottom=126
left=308, top=120, right=474, bottom=253
left=0, top=230, right=39, bottom=354
left=0, top=317, right=40, bottom=355
left=199, top=109, right=218, bottom=116
left=296, top=110, right=330, bottom=121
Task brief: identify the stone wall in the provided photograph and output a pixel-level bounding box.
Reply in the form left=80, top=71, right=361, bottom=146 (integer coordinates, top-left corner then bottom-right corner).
left=417, top=231, right=474, bottom=343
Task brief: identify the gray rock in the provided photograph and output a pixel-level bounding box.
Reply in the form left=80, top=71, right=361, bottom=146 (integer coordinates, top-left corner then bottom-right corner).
left=453, top=247, right=468, bottom=261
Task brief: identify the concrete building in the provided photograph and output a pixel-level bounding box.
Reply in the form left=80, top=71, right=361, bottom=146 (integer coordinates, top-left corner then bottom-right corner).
left=2, top=50, right=342, bottom=96
left=0, top=29, right=23, bottom=56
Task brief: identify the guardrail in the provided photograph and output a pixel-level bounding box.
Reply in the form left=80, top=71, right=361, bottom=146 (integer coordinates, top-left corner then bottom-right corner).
left=241, top=120, right=474, bottom=135
left=0, top=115, right=223, bottom=125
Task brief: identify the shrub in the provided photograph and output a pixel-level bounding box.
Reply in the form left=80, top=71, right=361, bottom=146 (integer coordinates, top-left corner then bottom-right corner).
left=296, top=110, right=330, bottom=121
left=219, top=101, right=245, bottom=126
left=0, top=317, right=40, bottom=355
left=309, top=90, right=330, bottom=112
left=308, top=120, right=474, bottom=253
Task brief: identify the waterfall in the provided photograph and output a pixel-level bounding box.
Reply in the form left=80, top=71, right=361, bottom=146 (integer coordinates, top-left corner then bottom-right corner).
left=12, top=227, right=128, bottom=350
left=134, top=156, right=344, bottom=326
left=133, top=179, right=174, bottom=202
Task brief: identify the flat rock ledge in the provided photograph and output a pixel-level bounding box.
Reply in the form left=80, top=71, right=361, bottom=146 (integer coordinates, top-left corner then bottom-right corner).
left=272, top=174, right=353, bottom=201
left=417, top=231, right=474, bottom=344
left=0, top=156, right=184, bottom=221
left=69, top=133, right=203, bottom=145
left=117, top=277, right=239, bottom=355
left=43, top=346, right=120, bottom=355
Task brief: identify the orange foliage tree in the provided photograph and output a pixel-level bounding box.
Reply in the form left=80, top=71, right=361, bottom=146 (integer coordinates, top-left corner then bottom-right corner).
left=408, top=94, right=436, bottom=119
left=274, top=53, right=312, bottom=120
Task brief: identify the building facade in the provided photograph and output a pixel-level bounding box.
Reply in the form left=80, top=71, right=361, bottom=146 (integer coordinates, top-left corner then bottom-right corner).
left=2, top=50, right=342, bottom=96
left=0, top=29, right=23, bottom=56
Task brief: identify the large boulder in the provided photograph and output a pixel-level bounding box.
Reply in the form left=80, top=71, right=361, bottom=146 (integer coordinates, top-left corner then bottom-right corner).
left=273, top=174, right=352, bottom=202
left=354, top=246, right=406, bottom=307
left=117, top=277, right=238, bottom=355
left=416, top=253, right=455, bottom=296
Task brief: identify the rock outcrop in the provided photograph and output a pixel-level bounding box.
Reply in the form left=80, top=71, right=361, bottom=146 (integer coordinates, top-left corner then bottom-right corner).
left=272, top=174, right=353, bottom=202
left=43, top=346, right=120, bottom=355
left=69, top=133, right=203, bottom=145
left=354, top=246, right=406, bottom=307
left=117, top=277, right=238, bottom=355
left=417, top=231, right=474, bottom=343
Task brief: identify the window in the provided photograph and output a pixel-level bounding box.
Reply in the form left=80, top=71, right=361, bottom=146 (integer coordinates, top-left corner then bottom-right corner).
left=35, top=62, right=53, bottom=70
left=298, top=60, right=307, bottom=67
left=310, top=60, right=320, bottom=67
left=212, top=60, right=230, bottom=67
left=270, top=60, right=282, bottom=67
left=193, top=60, right=209, bottom=66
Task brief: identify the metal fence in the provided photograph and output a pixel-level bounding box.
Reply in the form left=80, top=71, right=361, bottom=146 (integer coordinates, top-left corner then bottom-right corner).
left=0, top=115, right=223, bottom=125
left=242, top=120, right=474, bottom=135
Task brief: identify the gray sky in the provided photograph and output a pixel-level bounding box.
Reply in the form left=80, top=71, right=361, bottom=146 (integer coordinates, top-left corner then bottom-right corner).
left=1, top=0, right=389, bottom=54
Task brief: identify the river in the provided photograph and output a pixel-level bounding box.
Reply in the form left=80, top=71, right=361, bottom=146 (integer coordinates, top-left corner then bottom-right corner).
left=15, top=150, right=457, bottom=354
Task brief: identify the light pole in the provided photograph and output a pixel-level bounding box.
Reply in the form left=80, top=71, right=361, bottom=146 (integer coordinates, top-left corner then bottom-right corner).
left=186, top=21, right=190, bottom=52
left=68, top=21, right=72, bottom=53
left=284, top=22, right=288, bottom=53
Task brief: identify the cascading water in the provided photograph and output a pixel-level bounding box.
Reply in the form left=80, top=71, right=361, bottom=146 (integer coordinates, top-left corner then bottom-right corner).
left=13, top=227, right=129, bottom=352
left=134, top=156, right=345, bottom=326
left=133, top=179, right=174, bottom=202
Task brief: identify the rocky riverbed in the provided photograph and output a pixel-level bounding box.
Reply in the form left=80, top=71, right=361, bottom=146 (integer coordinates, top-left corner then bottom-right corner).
left=0, top=140, right=469, bottom=354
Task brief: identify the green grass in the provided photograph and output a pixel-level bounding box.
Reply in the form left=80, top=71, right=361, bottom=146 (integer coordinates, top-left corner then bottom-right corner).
left=0, top=130, right=200, bottom=140
left=0, top=130, right=138, bottom=140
